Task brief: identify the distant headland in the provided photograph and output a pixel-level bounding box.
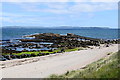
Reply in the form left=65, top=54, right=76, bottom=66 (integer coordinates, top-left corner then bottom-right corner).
left=2, top=26, right=116, bottom=29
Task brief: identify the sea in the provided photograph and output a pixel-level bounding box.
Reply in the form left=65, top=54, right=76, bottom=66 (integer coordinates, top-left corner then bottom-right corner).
left=1, top=28, right=119, bottom=40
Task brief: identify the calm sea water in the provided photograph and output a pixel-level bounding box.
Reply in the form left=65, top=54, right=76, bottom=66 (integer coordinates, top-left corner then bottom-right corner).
left=1, top=28, right=119, bottom=40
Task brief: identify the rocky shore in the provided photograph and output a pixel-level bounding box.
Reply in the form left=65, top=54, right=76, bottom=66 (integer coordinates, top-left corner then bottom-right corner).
left=1, top=44, right=118, bottom=78
left=1, top=33, right=119, bottom=61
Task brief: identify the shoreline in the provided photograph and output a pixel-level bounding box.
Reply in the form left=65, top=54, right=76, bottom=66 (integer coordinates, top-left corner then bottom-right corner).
left=2, top=33, right=119, bottom=55
left=1, top=47, right=85, bottom=69
left=1, top=44, right=119, bottom=78
left=0, top=44, right=112, bottom=69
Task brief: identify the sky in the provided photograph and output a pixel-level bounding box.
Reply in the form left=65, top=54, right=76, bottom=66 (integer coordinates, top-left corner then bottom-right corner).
left=1, top=0, right=119, bottom=28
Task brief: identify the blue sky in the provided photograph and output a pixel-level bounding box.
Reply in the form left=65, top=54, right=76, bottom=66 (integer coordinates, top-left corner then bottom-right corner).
left=1, top=1, right=118, bottom=28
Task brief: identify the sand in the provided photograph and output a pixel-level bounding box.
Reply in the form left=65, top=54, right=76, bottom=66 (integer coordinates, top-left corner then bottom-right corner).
left=0, top=44, right=119, bottom=78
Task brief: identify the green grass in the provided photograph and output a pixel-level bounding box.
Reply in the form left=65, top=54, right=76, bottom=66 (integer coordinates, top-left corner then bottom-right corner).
left=2, top=47, right=83, bottom=56
left=50, top=52, right=120, bottom=78
left=12, top=49, right=61, bottom=55
left=65, top=47, right=83, bottom=52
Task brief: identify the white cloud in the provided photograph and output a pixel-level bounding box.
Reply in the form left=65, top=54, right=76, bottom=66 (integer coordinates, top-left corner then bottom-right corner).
left=15, top=2, right=117, bottom=14
left=1, top=1, right=118, bottom=26
left=1, top=12, right=66, bottom=24
left=1, top=0, right=118, bottom=14
left=69, top=2, right=117, bottom=13
left=44, top=2, right=68, bottom=9
left=1, top=16, right=42, bottom=24
left=0, top=12, right=39, bottom=24
left=1, top=0, right=119, bottom=2
left=91, top=0, right=119, bottom=2
left=9, top=2, right=70, bottom=14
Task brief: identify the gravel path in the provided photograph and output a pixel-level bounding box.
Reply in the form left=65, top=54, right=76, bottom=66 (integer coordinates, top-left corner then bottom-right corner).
left=1, top=44, right=118, bottom=78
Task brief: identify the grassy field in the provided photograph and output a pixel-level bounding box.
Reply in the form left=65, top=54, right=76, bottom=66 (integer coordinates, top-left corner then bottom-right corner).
left=50, top=51, right=120, bottom=79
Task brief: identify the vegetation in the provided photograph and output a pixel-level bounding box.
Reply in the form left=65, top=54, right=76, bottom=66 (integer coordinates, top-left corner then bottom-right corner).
left=2, top=49, right=61, bottom=55
left=50, top=52, right=120, bottom=78
left=2, top=47, right=84, bottom=58
left=65, top=47, right=83, bottom=52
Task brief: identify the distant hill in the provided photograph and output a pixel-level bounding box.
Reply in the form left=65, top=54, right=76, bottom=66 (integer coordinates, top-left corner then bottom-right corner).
left=49, top=26, right=110, bottom=29
left=2, top=26, right=111, bottom=30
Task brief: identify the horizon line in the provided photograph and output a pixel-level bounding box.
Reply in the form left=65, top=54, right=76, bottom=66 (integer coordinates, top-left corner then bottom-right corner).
left=1, top=26, right=119, bottom=29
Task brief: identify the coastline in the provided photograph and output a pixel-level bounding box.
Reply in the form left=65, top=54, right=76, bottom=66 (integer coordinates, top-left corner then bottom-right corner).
left=1, top=44, right=118, bottom=78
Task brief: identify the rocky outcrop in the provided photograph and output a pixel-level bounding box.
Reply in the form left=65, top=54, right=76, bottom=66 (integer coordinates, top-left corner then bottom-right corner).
left=20, top=33, right=119, bottom=48
left=2, top=33, right=119, bottom=56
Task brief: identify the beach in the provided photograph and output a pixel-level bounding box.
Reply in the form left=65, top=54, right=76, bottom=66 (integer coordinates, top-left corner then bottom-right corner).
left=1, top=44, right=118, bottom=78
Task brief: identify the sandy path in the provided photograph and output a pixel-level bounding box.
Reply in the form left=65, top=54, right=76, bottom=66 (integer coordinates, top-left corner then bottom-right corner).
left=1, top=44, right=118, bottom=78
